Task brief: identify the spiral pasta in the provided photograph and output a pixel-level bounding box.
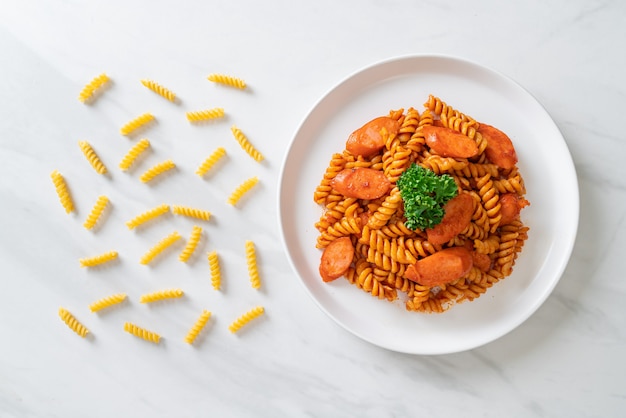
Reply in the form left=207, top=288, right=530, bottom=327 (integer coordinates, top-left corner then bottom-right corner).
left=124, top=322, right=160, bottom=344
left=126, top=204, right=170, bottom=229
left=119, top=138, right=150, bottom=171
left=78, top=73, right=110, bottom=104
left=230, top=125, right=264, bottom=162
left=59, top=307, right=90, bottom=337
left=79, top=251, right=118, bottom=268
left=207, top=251, right=221, bottom=290
left=227, top=176, right=259, bottom=206
left=89, top=293, right=127, bottom=312
left=139, top=160, right=176, bottom=183
left=184, top=310, right=212, bottom=344
left=50, top=170, right=74, bottom=214
left=179, top=226, right=202, bottom=263
left=78, top=141, right=108, bottom=174
left=120, top=113, right=155, bottom=136
left=245, top=240, right=261, bottom=289
left=171, top=205, right=211, bottom=221
left=228, top=306, right=265, bottom=333
left=139, top=288, right=184, bottom=303
left=83, top=195, right=109, bottom=230
left=207, top=73, right=246, bottom=89
left=141, top=79, right=177, bottom=102
left=196, top=147, right=227, bottom=177
left=185, top=107, right=225, bottom=122
left=140, top=231, right=182, bottom=265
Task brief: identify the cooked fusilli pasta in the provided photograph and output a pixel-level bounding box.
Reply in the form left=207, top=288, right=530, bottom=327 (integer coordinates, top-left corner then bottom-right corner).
left=139, top=288, right=184, bottom=303
left=140, top=231, right=182, bottom=265
left=171, top=205, right=211, bottom=221
left=78, top=141, right=108, bottom=174
left=123, top=322, right=160, bottom=344
left=59, top=307, right=90, bottom=337
left=184, top=310, right=212, bottom=344
left=196, top=147, right=226, bottom=177
left=230, top=125, right=264, bottom=162
left=141, top=79, right=177, bottom=102
left=119, top=138, right=151, bottom=171
left=207, top=251, right=221, bottom=290
left=185, top=107, right=225, bottom=122
left=89, top=293, right=127, bottom=312
left=83, top=195, right=109, bottom=230
left=245, top=240, right=261, bottom=289
left=79, top=251, right=118, bottom=268
left=139, top=159, right=176, bottom=183
left=179, top=226, right=202, bottom=263
left=126, top=204, right=170, bottom=229
left=50, top=170, right=74, bottom=214
left=228, top=306, right=265, bottom=333
left=120, top=113, right=155, bottom=136
left=78, top=73, right=110, bottom=104
left=207, top=73, right=246, bottom=89
left=227, top=176, right=259, bottom=206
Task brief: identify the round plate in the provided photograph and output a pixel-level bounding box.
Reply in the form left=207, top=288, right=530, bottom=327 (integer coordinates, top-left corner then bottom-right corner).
left=277, top=54, right=579, bottom=355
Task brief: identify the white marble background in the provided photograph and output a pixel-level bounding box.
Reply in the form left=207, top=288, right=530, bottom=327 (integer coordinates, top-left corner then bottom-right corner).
left=1, top=1, right=625, bottom=417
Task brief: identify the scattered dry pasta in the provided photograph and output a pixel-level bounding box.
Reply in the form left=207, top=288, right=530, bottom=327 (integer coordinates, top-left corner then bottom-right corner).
left=184, top=310, right=212, bottom=344
left=120, top=113, right=155, bottom=136
left=59, top=307, right=89, bottom=337
left=227, top=176, right=259, bottom=206
left=79, top=251, right=118, bottom=268
left=245, top=240, right=261, bottom=289
left=139, top=288, right=184, bottom=303
left=207, top=73, right=246, bottom=89
left=89, top=293, right=127, bottom=312
left=139, top=159, right=176, bottom=183
left=126, top=204, right=170, bottom=229
left=139, top=231, right=182, bottom=265
left=78, top=141, right=108, bottom=174
left=140, top=79, right=177, bottom=102
left=83, top=195, right=109, bottom=230
left=78, top=73, right=110, bottom=104
left=196, top=147, right=226, bottom=177
left=207, top=251, right=221, bottom=290
left=179, top=226, right=203, bottom=263
left=119, top=138, right=150, bottom=171
left=186, top=107, right=225, bottom=123
left=228, top=306, right=265, bottom=333
left=230, top=125, right=264, bottom=162
left=50, top=170, right=74, bottom=214
left=171, top=205, right=211, bottom=221
left=124, top=322, right=160, bottom=344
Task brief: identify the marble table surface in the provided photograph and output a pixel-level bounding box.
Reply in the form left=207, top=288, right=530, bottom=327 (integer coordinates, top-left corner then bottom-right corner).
left=1, top=1, right=625, bottom=417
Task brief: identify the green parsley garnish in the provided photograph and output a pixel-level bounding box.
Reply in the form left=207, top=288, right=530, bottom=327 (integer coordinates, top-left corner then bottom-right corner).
left=396, top=163, right=458, bottom=230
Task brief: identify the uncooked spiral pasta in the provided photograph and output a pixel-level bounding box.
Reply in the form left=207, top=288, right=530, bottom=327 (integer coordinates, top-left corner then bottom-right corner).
left=139, top=159, right=176, bottom=183
left=126, top=204, right=170, bottom=229
left=171, top=205, right=211, bottom=221
left=58, top=307, right=90, bottom=337
left=230, top=125, right=264, bottom=162
left=207, top=251, right=221, bottom=290
left=50, top=170, right=74, bottom=214
left=78, top=73, right=110, bottom=104
left=83, top=195, right=109, bottom=230
left=140, top=231, right=182, bottom=265
left=185, top=107, right=225, bottom=122
left=228, top=306, right=265, bottom=333
left=179, top=226, right=202, bottom=263
left=79, top=251, right=118, bottom=268
left=78, top=141, right=108, bottom=174
left=227, top=176, right=259, bottom=206
left=207, top=73, right=246, bottom=89
left=120, top=113, right=155, bottom=136
left=119, top=138, right=150, bottom=171
left=89, top=293, right=127, bottom=312
left=196, top=147, right=226, bottom=177
left=123, top=322, right=160, bottom=344
left=245, top=240, right=261, bottom=289
left=141, top=79, right=177, bottom=102
left=184, top=310, right=212, bottom=344
left=139, top=288, right=184, bottom=303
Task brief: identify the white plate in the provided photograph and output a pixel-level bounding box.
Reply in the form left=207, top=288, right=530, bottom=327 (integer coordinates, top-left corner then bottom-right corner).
left=277, top=54, right=579, bottom=355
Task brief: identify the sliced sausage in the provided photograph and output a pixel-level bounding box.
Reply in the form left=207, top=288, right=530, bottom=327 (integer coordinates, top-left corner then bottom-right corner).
left=472, top=251, right=492, bottom=273
left=319, top=237, right=354, bottom=282
left=426, top=193, right=474, bottom=245
left=346, top=116, right=400, bottom=157
left=477, top=123, right=518, bottom=169
left=330, top=168, right=392, bottom=200
left=422, top=125, right=479, bottom=158
left=499, top=193, right=530, bottom=225
left=404, top=247, right=473, bottom=287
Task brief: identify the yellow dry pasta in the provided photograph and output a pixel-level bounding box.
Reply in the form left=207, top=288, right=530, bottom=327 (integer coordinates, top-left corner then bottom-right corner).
left=139, top=159, right=176, bottom=183
left=140, top=79, right=176, bottom=102
left=179, top=225, right=202, bottom=263
left=78, top=141, right=108, bottom=174
left=184, top=309, right=212, bottom=344
left=230, top=125, right=264, bottom=162
left=227, top=176, right=259, bottom=206
left=228, top=306, right=265, bottom=333
left=196, top=147, right=226, bottom=177
left=126, top=204, right=170, bottom=229
left=120, top=113, right=155, bottom=136
left=139, top=231, right=182, bottom=265
left=207, top=73, right=246, bottom=89
left=185, top=107, right=225, bottom=122
left=83, top=195, right=109, bottom=230
left=139, top=288, right=184, bottom=303
left=50, top=170, right=75, bottom=214
left=171, top=205, right=211, bottom=221
left=58, top=307, right=89, bottom=337
left=207, top=251, right=221, bottom=290
left=119, top=138, right=150, bottom=171
left=123, top=322, right=160, bottom=344
left=78, top=73, right=110, bottom=103
left=89, top=293, right=127, bottom=312
left=79, top=251, right=118, bottom=268
left=245, top=240, right=261, bottom=289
